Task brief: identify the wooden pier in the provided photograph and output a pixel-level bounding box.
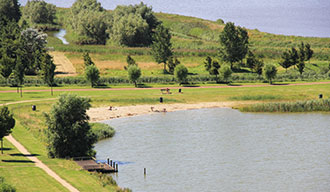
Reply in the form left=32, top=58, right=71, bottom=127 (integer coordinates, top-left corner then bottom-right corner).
left=73, top=157, right=118, bottom=173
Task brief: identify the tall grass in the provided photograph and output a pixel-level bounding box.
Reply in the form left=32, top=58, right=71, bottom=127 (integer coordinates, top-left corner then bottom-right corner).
left=242, top=99, right=330, bottom=112
left=229, top=95, right=282, bottom=101
left=90, top=123, right=115, bottom=141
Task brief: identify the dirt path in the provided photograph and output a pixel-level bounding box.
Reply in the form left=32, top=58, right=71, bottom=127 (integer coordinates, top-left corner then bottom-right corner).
left=1, top=81, right=330, bottom=93
left=5, top=135, right=79, bottom=192
left=50, top=51, right=76, bottom=77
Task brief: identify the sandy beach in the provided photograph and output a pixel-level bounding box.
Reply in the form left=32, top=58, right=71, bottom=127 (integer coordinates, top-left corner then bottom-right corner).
left=87, top=101, right=256, bottom=122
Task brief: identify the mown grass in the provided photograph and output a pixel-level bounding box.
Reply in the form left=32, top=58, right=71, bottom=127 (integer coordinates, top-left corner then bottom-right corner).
left=229, top=95, right=282, bottom=101
left=242, top=98, right=330, bottom=112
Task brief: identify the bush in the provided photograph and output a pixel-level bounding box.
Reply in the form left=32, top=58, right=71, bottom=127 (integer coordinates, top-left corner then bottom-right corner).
left=91, top=123, right=115, bottom=140
left=174, top=64, right=188, bottom=84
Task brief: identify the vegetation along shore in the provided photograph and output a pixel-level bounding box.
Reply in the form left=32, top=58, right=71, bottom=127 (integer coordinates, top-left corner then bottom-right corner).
left=1, top=0, right=330, bottom=191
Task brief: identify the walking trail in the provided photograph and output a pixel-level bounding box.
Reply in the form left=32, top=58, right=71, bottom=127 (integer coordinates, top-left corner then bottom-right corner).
left=1, top=99, right=79, bottom=192
left=5, top=135, right=79, bottom=192
left=50, top=51, right=77, bottom=77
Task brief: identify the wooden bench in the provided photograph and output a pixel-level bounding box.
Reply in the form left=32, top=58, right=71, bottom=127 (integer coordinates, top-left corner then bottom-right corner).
left=160, top=88, right=171, bottom=94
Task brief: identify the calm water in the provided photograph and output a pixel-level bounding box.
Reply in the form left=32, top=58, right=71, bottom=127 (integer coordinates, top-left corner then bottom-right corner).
left=95, top=108, right=330, bottom=192
left=54, top=29, right=69, bottom=44
left=19, top=0, right=330, bottom=37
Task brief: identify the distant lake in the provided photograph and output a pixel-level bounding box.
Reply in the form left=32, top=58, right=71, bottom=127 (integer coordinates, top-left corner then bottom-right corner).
left=19, top=0, right=330, bottom=38
left=95, top=108, right=330, bottom=192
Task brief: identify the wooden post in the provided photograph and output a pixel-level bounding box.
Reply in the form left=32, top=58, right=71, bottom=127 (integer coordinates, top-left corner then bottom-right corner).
left=144, top=168, right=146, bottom=175
left=107, top=158, right=109, bottom=165
left=110, top=160, right=112, bottom=167
left=113, top=162, right=116, bottom=169
left=115, top=164, right=118, bottom=172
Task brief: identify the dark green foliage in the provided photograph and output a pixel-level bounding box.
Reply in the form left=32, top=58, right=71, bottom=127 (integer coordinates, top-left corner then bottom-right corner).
left=204, top=56, right=220, bottom=78
left=110, top=2, right=159, bottom=46
left=243, top=99, right=330, bottom=112
left=151, top=24, right=173, bottom=73
left=85, top=65, right=100, bottom=87
left=246, top=50, right=264, bottom=75
left=167, top=56, right=180, bottom=74
left=90, top=123, right=115, bottom=141
left=23, top=0, right=56, bottom=25
left=0, top=52, right=15, bottom=78
left=304, top=43, right=313, bottom=62
left=40, top=53, right=56, bottom=95
left=218, top=22, right=249, bottom=69
left=174, top=64, right=188, bottom=84
left=0, top=0, right=21, bottom=23
left=40, top=53, right=56, bottom=86
left=263, top=64, right=277, bottom=84
left=124, top=55, right=137, bottom=70
left=127, top=65, right=141, bottom=87
left=0, top=106, right=15, bottom=154
left=83, top=52, right=94, bottom=67
left=219, top=65, right=232, bottom=82
left=44, top=94, right=97, bottom=158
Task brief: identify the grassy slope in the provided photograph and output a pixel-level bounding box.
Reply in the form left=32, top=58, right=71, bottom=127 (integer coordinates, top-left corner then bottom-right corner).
left=48, top=8, right=330, bottom=77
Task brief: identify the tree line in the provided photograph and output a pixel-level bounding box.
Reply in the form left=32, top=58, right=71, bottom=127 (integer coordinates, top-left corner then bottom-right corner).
left=0, top=0, right=56, bottom=95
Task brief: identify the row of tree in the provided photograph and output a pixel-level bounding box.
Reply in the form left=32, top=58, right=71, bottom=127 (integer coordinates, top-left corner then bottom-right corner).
left=0, top=0, right=56, bottom=96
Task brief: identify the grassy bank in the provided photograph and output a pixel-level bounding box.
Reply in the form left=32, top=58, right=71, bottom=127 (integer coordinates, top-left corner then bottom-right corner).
left=242, top=98, right=330, bottom=112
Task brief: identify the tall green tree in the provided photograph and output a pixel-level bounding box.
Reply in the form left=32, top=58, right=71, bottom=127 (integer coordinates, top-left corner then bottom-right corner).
left=0, top=0, right=21, bottom=23
left=110, top=2, right=159, bottom=46
left=0, top=51, right=15, bottom=78
left=219, top=65, right=232, bottom=83
left=304, top=43, right=313, bottom=63
left=167, top=56, right=180, bottom=75
left=85, top=65, right=100, bottom=87
left=263, top=64, right=277, bottom=84
left=219, top=22, right=249, bottom=69
left=23, top=0, right=56, bottom=25
left=44, top=94, right=97, bottom=158
left=204, top=56, right=220, bottom=79
left=40, top=53, right=56, bottom=95
left=174, top=64, right=188, bottom=85
left=124, top=55, right=137, bottom=70
left=83, top=52, right=94, bottom=67
left=279, top=47, right=299, bottom=72
left=127, top=65, right=141, bottom=87
left=151, top=24, right=173, bottom=73
left=0, top=106, right=15, bottom=154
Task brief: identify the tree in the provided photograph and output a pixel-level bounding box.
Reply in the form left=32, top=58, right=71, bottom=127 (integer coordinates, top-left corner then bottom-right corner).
left=0, top=51, right=15, bottom=78
left=70, top=0, right=109, bottom=45
left=219, top=22, right=249, bottom=69
left=254, top=59, right=264, bottom=76
left=263, top=64, right=277, bottom=84
left=204, top=56, right=220, bottom=79
left=297, top=61, right=305, bottom=78
left=0, top=0, right=21, bottom=23
left=11, top=55, right=25, bottom=97
left=127, top=65, right=141, bottom=87
left=44, top=94, right=97, bottom=158
left=0, top=106, right=15, bottom=154
left=174, top=64, right=188, bottom=85
left=83, top=52, right=94, bottom=67
left=124, top=55, right=137, bottom=70
left=167, top=56, right=180, bottom=75
left=20, top=28, right=47, bottom=74
left=85, top=65, right=100, bottom=87
left=23, top=0, right=56, bottom=25
left=304, top=43, right=313, bottom=63
left=151, top=24, right=173, bottom=73
left=297, top=42, right=306, bottom=78
left=219, top=65, right=232, bottom=83
left=110, top=2, right=159, bottom=46
left=279, top=47, right=299, bottom=72
left=40, top=53, right=56, bottom=95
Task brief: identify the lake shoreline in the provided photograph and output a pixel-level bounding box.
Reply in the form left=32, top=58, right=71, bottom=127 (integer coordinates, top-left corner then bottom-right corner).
left=87, top=101, right=258, bottom=122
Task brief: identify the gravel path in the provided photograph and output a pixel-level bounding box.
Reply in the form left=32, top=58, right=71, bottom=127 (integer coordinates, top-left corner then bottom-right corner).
left=50, top=51, right=77, bottom=77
